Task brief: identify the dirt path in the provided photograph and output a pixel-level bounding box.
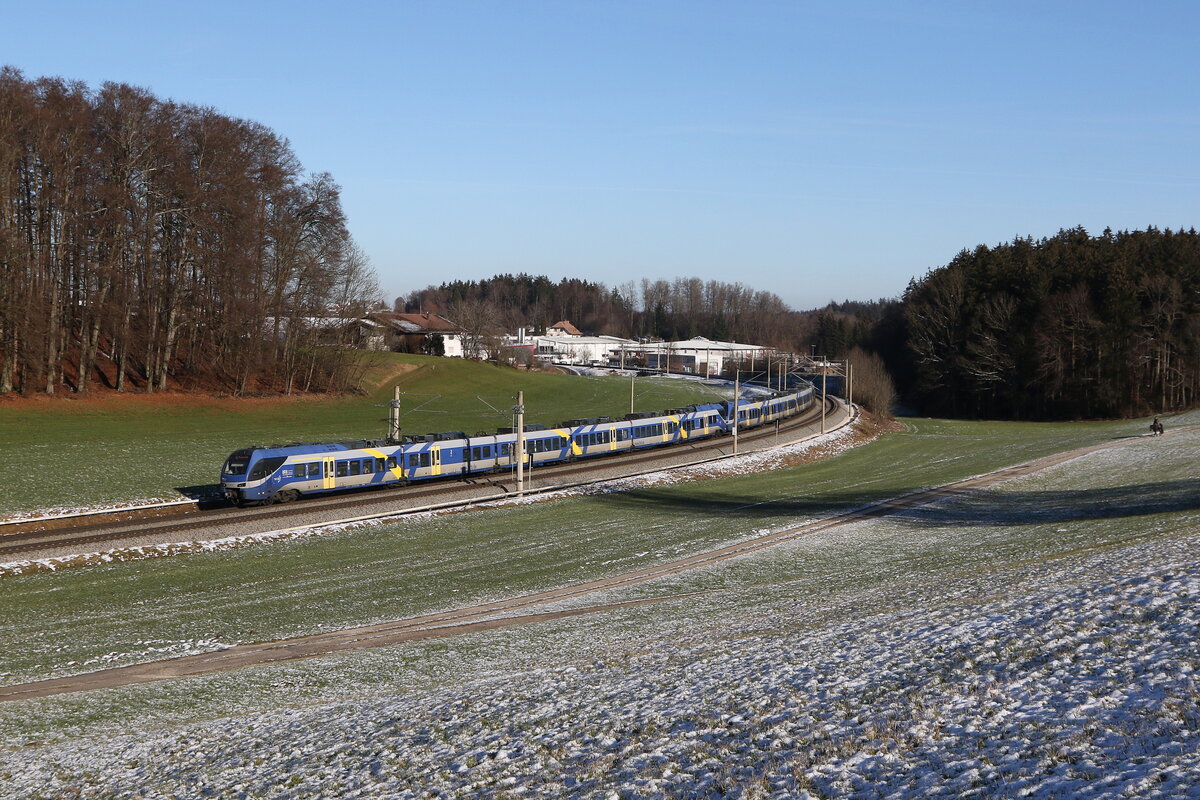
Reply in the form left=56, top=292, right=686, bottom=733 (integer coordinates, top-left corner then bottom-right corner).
left=0, top=430, right=1167, bottom=702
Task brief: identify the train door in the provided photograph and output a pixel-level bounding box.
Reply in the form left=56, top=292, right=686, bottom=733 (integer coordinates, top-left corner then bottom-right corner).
left=323, top=458, right=335, bottom=489
left=432, top=447, right=442, bottom=476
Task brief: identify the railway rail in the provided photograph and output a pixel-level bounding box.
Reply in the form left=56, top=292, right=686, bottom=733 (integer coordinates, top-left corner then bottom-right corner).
left=0, top=396, right=845, bottom=562
left=0, top=424, right=1152, bottom=702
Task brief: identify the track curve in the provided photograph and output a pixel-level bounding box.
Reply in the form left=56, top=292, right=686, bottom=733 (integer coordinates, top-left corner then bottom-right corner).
left=0, top=424, right=1159, bottom=702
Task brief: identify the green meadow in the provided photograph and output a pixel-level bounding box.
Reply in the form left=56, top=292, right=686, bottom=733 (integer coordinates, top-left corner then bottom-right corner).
left=0, top=354, right=727, bottom=515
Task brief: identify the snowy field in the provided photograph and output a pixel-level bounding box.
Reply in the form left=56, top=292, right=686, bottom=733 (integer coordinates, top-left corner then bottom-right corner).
left=0, top=420, right=1197, bottom=798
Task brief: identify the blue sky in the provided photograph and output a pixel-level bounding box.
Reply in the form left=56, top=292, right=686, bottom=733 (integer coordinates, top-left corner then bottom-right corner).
left=4, top=1, right=1198, bottom=310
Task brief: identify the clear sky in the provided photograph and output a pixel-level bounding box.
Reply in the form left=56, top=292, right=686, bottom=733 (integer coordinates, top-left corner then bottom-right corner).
left=4, top=1, right=1198, bottom=310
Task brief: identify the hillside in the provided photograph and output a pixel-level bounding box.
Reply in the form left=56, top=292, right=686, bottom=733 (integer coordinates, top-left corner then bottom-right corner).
left=0, top=352, right=728, bottom=516
left=0, top=412, right=1195, bottom=796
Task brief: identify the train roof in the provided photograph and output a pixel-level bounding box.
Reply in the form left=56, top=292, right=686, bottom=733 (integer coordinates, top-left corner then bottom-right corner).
left=244, top=440, right=392, bottom=457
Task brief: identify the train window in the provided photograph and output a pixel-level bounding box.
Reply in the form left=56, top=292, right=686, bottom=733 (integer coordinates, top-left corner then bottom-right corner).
left=336, top=461, right=348, bottom=477
left=483, top=446, right=492, bottom=458
left=386, top=457, right=396, bottom=470
left=307, top=463, right=321, bottom=478
left=349, top=460, right=361, bottom=476
left=362, top=459, right=374, bottom=474
left=223, top=450, right=252, bottom=475
left=248, top=456, right=287, bottom=481
left=376, top=458, right=386, bottom=472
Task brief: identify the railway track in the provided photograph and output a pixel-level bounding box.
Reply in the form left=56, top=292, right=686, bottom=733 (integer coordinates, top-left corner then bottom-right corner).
left=0, top=397, right=845, bottom=561
left=0, top=425, right=1147, bottom=702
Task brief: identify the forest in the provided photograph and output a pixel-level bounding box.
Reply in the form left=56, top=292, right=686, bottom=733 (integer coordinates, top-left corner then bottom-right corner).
left=400, top=274, right=886, bottom=356
left=890, top=227, right=1200, bottom=419
left=5, top=71, right=1194, bottom=420
left=404, top=227, right=1200, bottom=421
left=0, top=68, right=379, bottom=397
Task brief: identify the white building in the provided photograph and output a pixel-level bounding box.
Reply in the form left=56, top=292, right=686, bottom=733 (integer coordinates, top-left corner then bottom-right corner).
left=544, top=320, right=583, bottom=337
left=533, top=334, right=638, bottom=365
left=632, top=336, right=776, bottom=376
left=369, top=313, right=467, bottom=357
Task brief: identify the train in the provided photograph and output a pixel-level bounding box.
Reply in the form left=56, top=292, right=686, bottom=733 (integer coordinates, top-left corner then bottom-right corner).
left=220, top=383, right=815, bottom=507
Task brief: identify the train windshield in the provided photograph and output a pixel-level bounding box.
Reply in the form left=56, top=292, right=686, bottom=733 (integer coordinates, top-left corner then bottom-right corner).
left=223, top=449, right=253, bottom=476
left=248, top=456, right=288, bottom=481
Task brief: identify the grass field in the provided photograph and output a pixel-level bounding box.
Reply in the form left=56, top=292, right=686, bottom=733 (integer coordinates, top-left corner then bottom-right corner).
left=0, top=410, right=1192, bottom=745
left=1, top=408, right=1197, bottom=798
left=0, top=354, right=728, bottom=516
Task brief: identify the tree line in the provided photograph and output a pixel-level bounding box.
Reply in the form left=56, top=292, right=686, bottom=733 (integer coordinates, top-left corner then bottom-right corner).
left=401, top=227, right=1200, bottom=422
left=0, top=68, right=379, bottom=397
left=888, top=226, right=1200, bottom=419
left=399, top=274, right=889, bottom=354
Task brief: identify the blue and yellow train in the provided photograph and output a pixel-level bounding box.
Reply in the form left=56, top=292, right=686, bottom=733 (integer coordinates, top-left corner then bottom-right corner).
left=220, top=385, right=815, bottom=506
